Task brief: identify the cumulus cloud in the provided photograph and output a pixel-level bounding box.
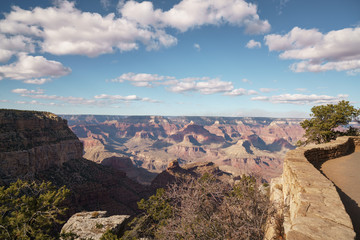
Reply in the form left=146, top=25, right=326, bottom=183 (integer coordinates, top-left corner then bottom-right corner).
left=264, top=26, right=360, bottom=74
left=0, top=0, right=269, bottom=62
left=0, top=1, right=177, bottom=58
left=0, top=34, right=35, bottom=62
left=0, top=54, right=71, bottom=83
left=110, top=72, right=174, bottom=87
left=246, top=39, right=261, bottom=48
left=252, top=93, right=348, bottom=105
left=119, top=0, right=270, bottom=34
left=168, top=78, right=234, bottom=94
left=11, top=88, right=160, bottom=106
left=112, top=72, right=258, bottom=96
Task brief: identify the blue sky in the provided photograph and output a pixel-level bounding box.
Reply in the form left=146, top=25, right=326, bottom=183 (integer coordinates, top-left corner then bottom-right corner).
left=0, top=0, right=359, bottom=117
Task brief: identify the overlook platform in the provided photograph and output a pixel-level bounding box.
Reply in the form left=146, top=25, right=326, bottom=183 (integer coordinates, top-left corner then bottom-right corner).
left=268, top=136, right=360, bottom=240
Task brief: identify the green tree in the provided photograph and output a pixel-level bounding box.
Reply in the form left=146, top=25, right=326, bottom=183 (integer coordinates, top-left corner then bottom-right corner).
left=121, top=188, right=173, bottom=239
left=0, top=179, right=70, bottom=239
left=299, top=100, right=360, bottom=145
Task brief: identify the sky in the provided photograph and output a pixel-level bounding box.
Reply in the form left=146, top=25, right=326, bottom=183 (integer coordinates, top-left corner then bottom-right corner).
left=0, top=0, right=359, bottom=118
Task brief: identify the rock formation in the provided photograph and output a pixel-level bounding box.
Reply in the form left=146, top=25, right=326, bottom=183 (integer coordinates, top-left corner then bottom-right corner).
left=0, top=109, right=83, bottom=182
left=62, top=115, right=306, bottom=183
left=0, top=109, right=151, bottom=215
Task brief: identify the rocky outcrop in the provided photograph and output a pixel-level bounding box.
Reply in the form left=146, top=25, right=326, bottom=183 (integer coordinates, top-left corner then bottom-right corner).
left=61, top=211, right=130, bottom=240
left=0, top=109, right=82, bottom=182
left=0, top=109, right=152, bottom=216
left=268, top=136, right=360, bottom=240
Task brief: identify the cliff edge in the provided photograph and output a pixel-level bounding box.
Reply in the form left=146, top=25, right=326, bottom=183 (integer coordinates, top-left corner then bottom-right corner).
left=0, top=109, right=83, bottom=182
left=0, top=109, right=151, bottom=215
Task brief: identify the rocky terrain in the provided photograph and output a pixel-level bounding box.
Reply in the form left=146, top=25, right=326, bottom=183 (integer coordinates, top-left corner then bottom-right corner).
left=0, top=109, right=151, bottom=215
left=62, top=115, right=305, bottom=183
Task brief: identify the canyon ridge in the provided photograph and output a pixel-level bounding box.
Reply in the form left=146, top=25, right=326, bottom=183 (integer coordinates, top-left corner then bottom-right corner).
left=62, top=115, right=305, bottom=184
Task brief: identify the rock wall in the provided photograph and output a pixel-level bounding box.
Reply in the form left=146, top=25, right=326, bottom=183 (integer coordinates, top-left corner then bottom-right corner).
left=0, top=109, right=83, bottom=181
left=269, top=136, right=359, bottom=240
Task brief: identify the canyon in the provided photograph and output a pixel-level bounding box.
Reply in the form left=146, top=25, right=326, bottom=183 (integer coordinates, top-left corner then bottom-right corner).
left=62, top=115, right=305, bottom=184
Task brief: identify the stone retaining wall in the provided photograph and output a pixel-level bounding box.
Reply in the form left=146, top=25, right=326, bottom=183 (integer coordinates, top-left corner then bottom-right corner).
left=269, top=136, right=360, bottom=240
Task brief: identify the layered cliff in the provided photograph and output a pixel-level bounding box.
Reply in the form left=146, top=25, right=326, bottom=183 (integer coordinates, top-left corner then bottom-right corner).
left=0, top=109, right=83, bottom=182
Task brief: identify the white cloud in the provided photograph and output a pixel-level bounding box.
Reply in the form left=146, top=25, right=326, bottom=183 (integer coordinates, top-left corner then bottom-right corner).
left=12, top=88, right=44, bottom=94
left=95, top=94, right=160, bottom=103
left=252, top=93, right=348, bottom=105
left=264, top=26, right=360, bottom=74
left=12, top=88, right=160, bottom=105
left=0, top=0, right=269, bottom=65
left=23, top=78, right=52, bottom=84
left=110, top=72, right=173, bottom=87
left=0, top=34, right=35, bottom=62
left=120, top=0, right=270, bottom=34
left=260, top=88, right=277, bottom=93
left=0, top=99, right=9, bottom=103
left=111, top=72, right=170, bottom=82
left=246, top=39, right=261, bottom=48
left=194, top=43, right=201, bottom=51
left=169, top=78, right=234, bottom=94
left=224, top=88, right=258, bottom=96
left=295, top=88, right=307, bottom=92
left=0, top=1, right=177, bottom=58
left=112, top=72, right=258, bottom=96
left=0, top=54, right=71, bottom=83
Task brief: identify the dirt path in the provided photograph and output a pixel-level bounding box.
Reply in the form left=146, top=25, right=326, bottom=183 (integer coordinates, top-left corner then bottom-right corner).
left=321, top=150, right=360, bottom=239
left=321, top=151, right=360, bottom=205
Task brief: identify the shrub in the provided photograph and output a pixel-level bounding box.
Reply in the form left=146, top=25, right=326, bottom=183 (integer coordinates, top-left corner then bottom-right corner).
left=121, top=174, right=272, bottom=240
left=0, top=179, right=70, bottom=239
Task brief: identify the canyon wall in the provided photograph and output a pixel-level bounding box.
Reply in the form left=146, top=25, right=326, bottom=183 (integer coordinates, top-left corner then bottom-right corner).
left=0, top=109, right=151, bottom=215
left=270, top=136, right=359, bottom=239
left=0, top=109, right=83, bottom=182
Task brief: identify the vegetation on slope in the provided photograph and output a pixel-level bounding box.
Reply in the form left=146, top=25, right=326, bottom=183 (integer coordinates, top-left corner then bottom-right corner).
left=0, top=179, right=69, bottom=239
left=120, top=174, right=273, bottom=240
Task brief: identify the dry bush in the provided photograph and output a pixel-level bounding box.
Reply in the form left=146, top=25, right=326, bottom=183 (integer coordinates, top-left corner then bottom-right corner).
left=122, top=173, right=273, bottom=240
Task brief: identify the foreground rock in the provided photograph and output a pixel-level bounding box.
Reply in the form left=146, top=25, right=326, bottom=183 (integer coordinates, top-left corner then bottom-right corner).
left=61, top=211, right=130, bottom=240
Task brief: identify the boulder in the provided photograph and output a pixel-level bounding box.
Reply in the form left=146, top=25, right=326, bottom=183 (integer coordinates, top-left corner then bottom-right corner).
left=61, top=211, right=130, bottom=240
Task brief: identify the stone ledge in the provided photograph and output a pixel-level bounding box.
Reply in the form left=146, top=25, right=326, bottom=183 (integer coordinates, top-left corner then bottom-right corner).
left=268, top=136, right=360, bottom=240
